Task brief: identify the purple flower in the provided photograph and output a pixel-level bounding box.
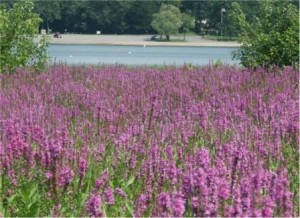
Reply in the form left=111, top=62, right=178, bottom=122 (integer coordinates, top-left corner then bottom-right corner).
left=240, top=178, right=252, bottom=215
left=251, top=167, right=264, bottom=191
left=48, top=140, right=62, bottom=159
left=104, top=187, right=115, bottom=205
left=252, top=209, right=262, bottom=217
left=218, top=179, right=230, bottom=200
left=79, top=157, right=88, bottom=177
left=45, top=172, right=53, bottom=180
left=172, top=192, right=185, bottom=217
left=196, top=148, right=210, bottom=168
left=134, top=194, right=148, bottom=217
left=167, top=161, right=178, bottom=185
left=166, top=145, right=174, bottom=160
left=177, top=146, right=183, bottom=159
left=129, top=154, right=137, bottom=169
left=192, top=196, right=199, bottom=209
left=157, top=192, right=171, bottom=216
left=58, top=166, right=74, bottom=187
left=262, top=197, right=275, bottom=217
left=115, top=187, right=127, bottom=198
left=95, top=169, right=109, bottom=189
left=272, top=170, right=293, bottom=216
left=262, top=207, right=273, bottom=217
left=86, top=192, right=102, bottom=217
left=158, top=192, right=171, bottom=208
left=95, top=178, right=105, bottom=189
left=97, top=144, right=105, bottom=155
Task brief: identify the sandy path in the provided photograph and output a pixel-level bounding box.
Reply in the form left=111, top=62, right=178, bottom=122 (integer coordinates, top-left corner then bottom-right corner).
left=50, top=34, right=240, bottom=47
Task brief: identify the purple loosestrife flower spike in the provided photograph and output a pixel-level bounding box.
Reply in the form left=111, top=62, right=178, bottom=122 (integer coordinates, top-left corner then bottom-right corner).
left=59, top=166, right=74, bottom=187
left=218, top=179, right=230, bottom=200
left=134, top=194, right=148, bottom=217
left=197, top=147, right=210, bottom=168
left=262, top=197, right=275, bottom=217
left=48, top=139, right=62, bottom=159
left=172, top=192, right=185, bottom=217
left=79, top=157, right=88, bottom=177
left=86, top=192, right=102, bottom=217
left=115, top=188, right=127, bottom=198
left=97, top=144, right=105, bottom=155
left=95, top=169, right=109, bottom=189
left=104, top=187, right=115, bottom=205
left=158, top=192, right=171, bottom=216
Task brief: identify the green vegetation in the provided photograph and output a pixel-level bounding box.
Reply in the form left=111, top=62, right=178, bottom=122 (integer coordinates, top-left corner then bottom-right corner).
left=203, top=35, right=238, bottom=41
left=0, top=0, right=49, bottom=73
left=35, top=1, right=61, bottom=34
left=231, top=1, right=299, bottom=68
left=1, top=1, right=298, bottom=39
left=150, top=4, right=194, bottom=41
left=151, top=4, right=183, bottom=41
left=181, top=13, right=194, bottom=41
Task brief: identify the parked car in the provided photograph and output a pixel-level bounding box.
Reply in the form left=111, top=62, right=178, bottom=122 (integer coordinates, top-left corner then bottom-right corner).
left=150, top=35, right=157, bottom=41
left=54, top=32, right=62, bottom=38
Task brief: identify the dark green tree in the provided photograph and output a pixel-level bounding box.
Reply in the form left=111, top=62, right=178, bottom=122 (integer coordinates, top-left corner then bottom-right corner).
left=35, top=0, right=61, bottom=33
left=125, top=1, right=161, bottom=34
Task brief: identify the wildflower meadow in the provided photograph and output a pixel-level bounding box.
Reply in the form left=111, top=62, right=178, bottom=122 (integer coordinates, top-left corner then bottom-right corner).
left=0, top=65, right=298, bottom=217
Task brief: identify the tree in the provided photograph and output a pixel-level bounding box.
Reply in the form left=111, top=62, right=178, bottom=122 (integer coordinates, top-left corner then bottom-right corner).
left=125, top=1, right=161, bottom=34
left=231, top=1, right=299, bottom=68
left=221, top=5, right=242, bottom=40
left=151, top=4, right=183, bottom=40
left=181, top=13, right=194, bottom=41
left=0, top=0, right=49, bottom=73
left=35, top=0, right=61, bottom=33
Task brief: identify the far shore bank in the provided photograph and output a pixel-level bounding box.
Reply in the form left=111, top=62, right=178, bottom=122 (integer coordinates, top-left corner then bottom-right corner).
left=49, top=34, right=240, bottom=48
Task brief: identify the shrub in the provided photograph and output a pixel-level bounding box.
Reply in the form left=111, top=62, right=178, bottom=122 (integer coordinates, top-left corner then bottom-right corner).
left=0, top=0, right=49, bottom=73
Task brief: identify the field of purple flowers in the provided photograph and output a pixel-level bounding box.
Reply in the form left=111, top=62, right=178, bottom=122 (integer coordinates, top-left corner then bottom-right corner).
left=0, top=65, right=299, bottom=217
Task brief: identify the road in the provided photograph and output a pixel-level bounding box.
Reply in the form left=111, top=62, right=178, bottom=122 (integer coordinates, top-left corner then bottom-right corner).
left=50, top=34, right=240, bottom=47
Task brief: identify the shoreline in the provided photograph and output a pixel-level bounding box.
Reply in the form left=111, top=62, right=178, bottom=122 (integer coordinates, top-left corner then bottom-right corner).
left=49, top=34, right=240, bottom=48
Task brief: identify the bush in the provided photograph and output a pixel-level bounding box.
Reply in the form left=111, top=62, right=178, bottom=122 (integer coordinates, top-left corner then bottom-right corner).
left=0, top=0, right=49, bottom=73
left=231, top=1, right=299, bottom=68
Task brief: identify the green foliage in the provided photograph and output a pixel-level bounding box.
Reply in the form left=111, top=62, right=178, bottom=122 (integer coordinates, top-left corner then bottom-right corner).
left=3, top=0, right=285, bottom=37
left=231, top=1, right=299, bottom=68
left=181, top=13, right=194, bottom=40
left=151, top=4, right=183, bottom=40
left=35, top=0, right=61, bottom=33
left=219, top=4, right=241, bottom=40
left=0, top=0, right=49, bottom=73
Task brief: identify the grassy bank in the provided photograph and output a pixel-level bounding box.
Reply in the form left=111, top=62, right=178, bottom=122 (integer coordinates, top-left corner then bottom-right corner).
left=203, top=34, right=239, bottom=41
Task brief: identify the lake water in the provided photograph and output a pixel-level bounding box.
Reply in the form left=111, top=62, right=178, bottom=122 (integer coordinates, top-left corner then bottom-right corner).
left=48, top=44, right=238, bottom=66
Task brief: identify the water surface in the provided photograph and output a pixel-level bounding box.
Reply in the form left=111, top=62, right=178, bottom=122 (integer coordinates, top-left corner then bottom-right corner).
left=48, top=44, right=238, bottom=66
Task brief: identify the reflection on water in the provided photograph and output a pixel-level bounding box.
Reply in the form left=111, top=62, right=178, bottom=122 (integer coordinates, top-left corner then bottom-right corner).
left=48, top=44, right=238, bottom=66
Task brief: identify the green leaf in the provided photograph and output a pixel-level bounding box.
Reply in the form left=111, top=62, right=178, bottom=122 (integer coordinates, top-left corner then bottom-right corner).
left=7, top=193, right=17, bottom=204
left=29, top=184, right=38, bottom=199
left=125, top=200, right=133, bottom=215
left=125, top=176, right=135, bottom=188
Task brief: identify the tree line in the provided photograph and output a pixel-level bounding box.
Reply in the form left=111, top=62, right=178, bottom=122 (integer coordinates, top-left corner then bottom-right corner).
left=2, top=0, right=297, bottom=36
